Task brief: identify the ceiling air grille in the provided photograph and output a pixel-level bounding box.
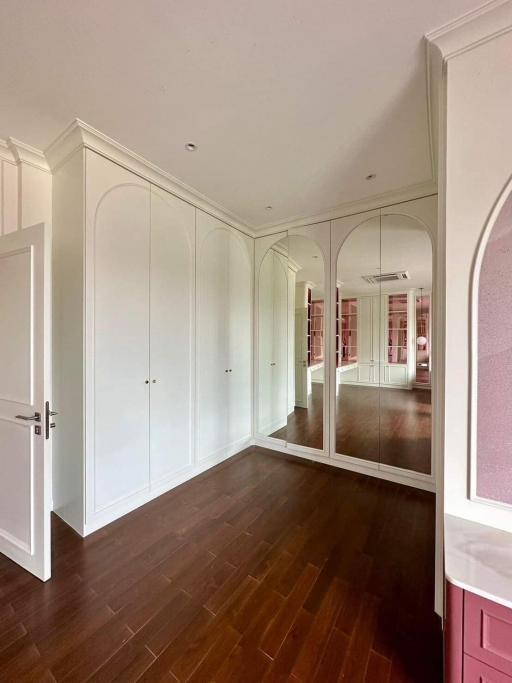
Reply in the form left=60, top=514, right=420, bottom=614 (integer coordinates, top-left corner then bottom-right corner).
left=362, top=270, right=410, bottom=285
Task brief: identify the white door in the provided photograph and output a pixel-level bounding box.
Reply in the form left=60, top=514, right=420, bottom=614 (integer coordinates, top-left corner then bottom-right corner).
left=294, top=309, right=308, bottom=408
left=197, top=222, right=230, bottom=461
left=257, top=250, right=275, bottom=434
left=0, top=223, right=51, bottom=580
left=226, top=232, right=252, bottom=447
left=197, top=212, right=251, bottom=462
left=149, top=188, right=195, bottom=483
left=87, top=152, right=151, bottom=514
left=272, top=252, right=288, bottom=429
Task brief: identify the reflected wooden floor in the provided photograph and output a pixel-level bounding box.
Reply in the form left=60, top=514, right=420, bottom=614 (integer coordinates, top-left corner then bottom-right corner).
left=0, top=447, right=441, bottom=682
left=271, top=383, right=324, bottom=449
left=272, top=384, right=432, bottom=475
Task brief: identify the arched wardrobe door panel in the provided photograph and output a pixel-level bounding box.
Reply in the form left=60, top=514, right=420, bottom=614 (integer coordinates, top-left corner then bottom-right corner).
left=285, top=232, right=326, bottom=451
left=335, top=216, right=381, bottom=463
left=226, top=229, right=253, bottom=447
left=475, top=190, right=512, bottom=505
left=197, top=211, right=252, bottom=463
left=380, top=213, right=432, bottom=475
left=257, top=239, right=288, bottom=438
left=149, top=188, right=195, bottom=484
left=85, top=151, right=151, bottom=513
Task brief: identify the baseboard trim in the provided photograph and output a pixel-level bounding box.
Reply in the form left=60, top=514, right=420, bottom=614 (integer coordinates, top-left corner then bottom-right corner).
left=253, top=437, right=435, bottom=492
left=75, top=437, right=252, bottom=537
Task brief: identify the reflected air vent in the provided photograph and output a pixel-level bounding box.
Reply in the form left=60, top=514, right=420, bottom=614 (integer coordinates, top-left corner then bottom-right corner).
left=362, top=271, right=410, bottom=285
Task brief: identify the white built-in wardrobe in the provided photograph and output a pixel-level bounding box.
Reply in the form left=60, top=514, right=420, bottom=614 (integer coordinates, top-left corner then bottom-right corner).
left=52, top=148, right=252, bottom=535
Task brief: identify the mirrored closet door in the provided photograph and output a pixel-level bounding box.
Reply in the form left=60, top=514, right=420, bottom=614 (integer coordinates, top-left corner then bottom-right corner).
left=335, top=216, right=381, bottom=463
left=334, top=209, right=433, bottom=475
left=379, top=213, right=432, bottom=474
left=256, top=225, right=328, bottom=453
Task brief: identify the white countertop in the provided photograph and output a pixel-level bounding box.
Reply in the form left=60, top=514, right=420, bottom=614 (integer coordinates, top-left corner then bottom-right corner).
left=445, top=514, right=512, bottom=609
left=337, top=362, right=358, bottom=372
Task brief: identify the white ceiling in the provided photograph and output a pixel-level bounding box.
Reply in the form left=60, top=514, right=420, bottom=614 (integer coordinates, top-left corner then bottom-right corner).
left=0, top=0, right=481, bottom=229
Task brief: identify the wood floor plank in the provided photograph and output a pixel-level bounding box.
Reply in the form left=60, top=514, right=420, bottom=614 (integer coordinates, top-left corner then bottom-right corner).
left=259, top=563, right=319, bottom=659
left=0, top=447, right=442, bottom=683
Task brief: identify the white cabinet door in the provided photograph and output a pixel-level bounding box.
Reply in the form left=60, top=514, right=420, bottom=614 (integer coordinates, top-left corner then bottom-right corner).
left=257, top=249, right=275, bottom=434
left=272, top=251, right=288, bottom=430
left=227, top=231, right=252, bottom=447
left=258, top=248, right=288, bottom=435
left=86, top=151, right=151, bottom=515
left=356, top=295, right=381, bottom=384
left=197, top=212, right=252, bottom=462
left=150, top=188, right=195, bottom=484
left=0, top=224, right=51, bottom=580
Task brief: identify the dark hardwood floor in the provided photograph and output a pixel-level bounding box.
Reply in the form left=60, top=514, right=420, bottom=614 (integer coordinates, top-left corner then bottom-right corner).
left=0, top=447, right=441, bottom=682
left=272, top=384, right=432, bottom=474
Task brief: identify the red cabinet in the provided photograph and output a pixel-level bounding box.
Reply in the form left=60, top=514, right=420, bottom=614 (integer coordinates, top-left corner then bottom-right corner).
left=446, top=583, right=512, bottom=682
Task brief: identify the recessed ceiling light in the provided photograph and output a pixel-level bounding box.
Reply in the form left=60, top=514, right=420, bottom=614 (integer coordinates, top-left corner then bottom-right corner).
left=185, top=142, right=197, bottom=151
left=265, top=205, right=273, bottom=210
left=366, top=173, right=376, bottom=180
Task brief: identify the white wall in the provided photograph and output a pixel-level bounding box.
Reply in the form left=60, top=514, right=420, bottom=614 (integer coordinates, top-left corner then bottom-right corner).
left=0, top=139, right=51, bottom=236
left=441, top=27, right=512, bottom=532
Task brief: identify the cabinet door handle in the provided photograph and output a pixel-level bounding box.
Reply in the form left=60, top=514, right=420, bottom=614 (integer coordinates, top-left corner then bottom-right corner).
left=152, top=379, right=157, bottom=383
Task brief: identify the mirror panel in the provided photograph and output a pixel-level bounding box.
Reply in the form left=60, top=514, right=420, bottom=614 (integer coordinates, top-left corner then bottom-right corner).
left=284, top=235, right=325, bottom=450
left=379, top=213, right=432, bottom=474
left=335, top=217, right=381, bottom=462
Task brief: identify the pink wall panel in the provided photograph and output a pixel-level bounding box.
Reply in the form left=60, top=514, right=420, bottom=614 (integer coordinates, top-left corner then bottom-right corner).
left=477, top=191, right=512, bottom=504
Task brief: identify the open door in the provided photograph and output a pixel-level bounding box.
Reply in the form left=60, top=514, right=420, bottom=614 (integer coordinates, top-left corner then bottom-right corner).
left=294, top=308, right=308, bottom=408
left=0, top=223, right=52, bottom=580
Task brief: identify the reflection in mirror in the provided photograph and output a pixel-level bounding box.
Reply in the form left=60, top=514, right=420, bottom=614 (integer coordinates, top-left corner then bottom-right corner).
left=270, top=235, right=324, bottom=450
left=336, top=214, right=433, bottom=475
left=257, top=241, right=288, bottom=437
left=336, top=217, right=381, bottom=462
left=379, top=215, right=432, bottom=474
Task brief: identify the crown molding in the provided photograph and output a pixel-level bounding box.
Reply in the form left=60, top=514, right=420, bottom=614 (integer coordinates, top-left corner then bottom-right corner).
left=6, top=137, right=50, bottom=172
left=252, top=179, right=437, bottom=236
left=45, top=119, right=256, bottom=238
left=426, top=0, right=512, bottom=62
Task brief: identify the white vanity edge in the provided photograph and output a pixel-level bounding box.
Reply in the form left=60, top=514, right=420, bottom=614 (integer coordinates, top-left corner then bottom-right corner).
left=337, top=362, right=358, bottom=373
left=445, top=513, right=512, bottom=610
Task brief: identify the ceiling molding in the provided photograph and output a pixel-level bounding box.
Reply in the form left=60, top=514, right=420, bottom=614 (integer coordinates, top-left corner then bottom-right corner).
left=426, top=0, right=512, bottom=61
left=253, top=180, right=438, bottom=236
left=4, top=137, right=49, bottom=172
left=45, top=119, right=256, bottom=238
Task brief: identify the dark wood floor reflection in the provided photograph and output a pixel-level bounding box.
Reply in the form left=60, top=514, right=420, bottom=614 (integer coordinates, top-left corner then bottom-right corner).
left=271, top=383, right=324, bottom=449
left=272, top=384, right=432, bottom=475
left=0, top=447, right=441, bottom=682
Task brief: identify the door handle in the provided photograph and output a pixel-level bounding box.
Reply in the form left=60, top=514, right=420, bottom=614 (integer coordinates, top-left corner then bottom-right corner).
left=45, top=402, right=58, bottom=439
left=15, top=412, right=41, bottom=422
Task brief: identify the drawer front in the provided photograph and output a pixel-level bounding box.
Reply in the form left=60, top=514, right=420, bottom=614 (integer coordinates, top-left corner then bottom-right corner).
left=464, top=592, right=512, bottom=676
left=464, top=655, right=512, bottom=682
